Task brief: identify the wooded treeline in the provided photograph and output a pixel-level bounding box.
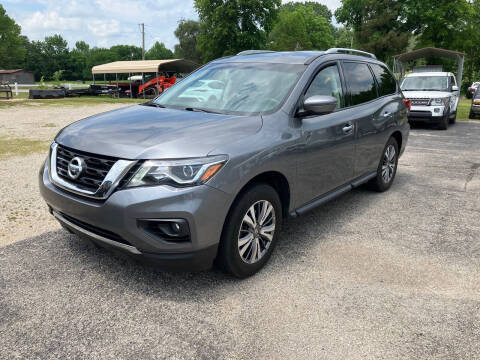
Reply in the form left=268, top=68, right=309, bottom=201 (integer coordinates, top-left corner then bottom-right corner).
left=1, top=0, right=479, bottom=89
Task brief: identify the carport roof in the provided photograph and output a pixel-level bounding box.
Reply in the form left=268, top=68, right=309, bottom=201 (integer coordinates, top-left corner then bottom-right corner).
left=394, top=47, right=466, bottom=62
left=91, top=59, right=200, bottom=74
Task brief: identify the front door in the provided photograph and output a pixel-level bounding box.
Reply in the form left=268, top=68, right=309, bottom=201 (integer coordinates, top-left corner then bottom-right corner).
left=295, top=63, right=356, bottom=206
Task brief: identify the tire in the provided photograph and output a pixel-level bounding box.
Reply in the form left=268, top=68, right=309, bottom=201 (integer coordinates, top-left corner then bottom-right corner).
left=438, top=109, right=449, bottom=130
left=449, top=111, right=457, bottom=124
left=216, top=184, right=282, bottom=278
left=469, top=110, right=476, bottom=120
left=368, top=137, right=399, bottom=192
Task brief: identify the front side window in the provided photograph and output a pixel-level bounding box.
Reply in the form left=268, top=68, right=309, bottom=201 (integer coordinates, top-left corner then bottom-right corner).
left=400, top=76, right=449, bottom=92
left=342, top=62, right=377, bottom=106
left=304, top=65, right=344, bottom=109
left=370, top=64, right=397, bottom=97
left=153, top=62, right=305, bottom=115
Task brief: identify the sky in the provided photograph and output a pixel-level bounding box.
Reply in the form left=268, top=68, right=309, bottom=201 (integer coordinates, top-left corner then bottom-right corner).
left=1, top=0, right=342, bottom=51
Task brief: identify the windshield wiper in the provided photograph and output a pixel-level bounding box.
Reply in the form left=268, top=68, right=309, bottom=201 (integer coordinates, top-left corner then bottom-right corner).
left=143, top=102, right=166, bottom=108
left=184, top=107, right=222, bottom=114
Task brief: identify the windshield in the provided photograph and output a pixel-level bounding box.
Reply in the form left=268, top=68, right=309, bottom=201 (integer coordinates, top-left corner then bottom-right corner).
left=401, top=76, right=449, bottom=92
left=153, top=62, right=305, bottom=115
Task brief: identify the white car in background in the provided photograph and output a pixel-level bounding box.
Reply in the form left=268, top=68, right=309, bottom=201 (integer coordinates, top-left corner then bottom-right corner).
left=400, top=72, right=459, bottom=130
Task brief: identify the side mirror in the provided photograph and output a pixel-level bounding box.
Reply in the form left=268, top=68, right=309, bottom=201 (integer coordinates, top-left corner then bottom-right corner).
left=302, top=95, right=338, bottom=115
left=452, top=85, right=459, bottom=92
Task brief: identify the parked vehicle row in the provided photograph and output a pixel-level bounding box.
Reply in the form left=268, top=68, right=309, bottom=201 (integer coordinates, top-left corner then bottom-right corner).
left=39, top=49, right=409, bottom=277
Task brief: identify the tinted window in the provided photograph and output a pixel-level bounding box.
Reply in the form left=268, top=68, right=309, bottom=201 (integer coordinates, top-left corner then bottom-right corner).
left=370, top=64, right=397, bottom=97
left=343, top=62, right=377, bottom=105
left=305, top=65, right=344, bottom=109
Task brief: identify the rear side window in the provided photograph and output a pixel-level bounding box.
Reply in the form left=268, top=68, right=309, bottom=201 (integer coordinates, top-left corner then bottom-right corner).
left=342, top=62, right=377, bottom=106
left=370, top=64, right=397, bottom=97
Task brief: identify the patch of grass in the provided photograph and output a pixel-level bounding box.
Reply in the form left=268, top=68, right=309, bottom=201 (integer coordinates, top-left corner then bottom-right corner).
left=0, top=137, right=49, bottom=159
left=0, top=95, right=146, bottom=108
left=42, top=123, right=57, bottom=128
left=457, top=97, right=472, bottom=121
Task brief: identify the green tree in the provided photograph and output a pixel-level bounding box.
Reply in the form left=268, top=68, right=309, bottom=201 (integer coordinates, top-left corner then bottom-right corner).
left=195, top=0, right=281, bottom=62
left=42, top=34, right=70, bottom=79
left=110, top=44, right=142, bottom=60
left=333, top=27, right=354, bottom=48
left=173, top=19, right=202, bottom=63
left=268, top=5, right=334, bottom=51
left=0, top=4, right=26, bottom=69
left=280, top=1, right=332, bottom=22
left=145, top=41, right=174, bottom=60
left=69, top=41, right=90, bottom=80
left=335, top=0, right=410, bottom=62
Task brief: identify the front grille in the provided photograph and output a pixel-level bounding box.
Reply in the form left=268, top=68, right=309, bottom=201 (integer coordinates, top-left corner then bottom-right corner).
left=408, top=98, right=430, bottom=106
left=56, top=145, right=117, bottom=192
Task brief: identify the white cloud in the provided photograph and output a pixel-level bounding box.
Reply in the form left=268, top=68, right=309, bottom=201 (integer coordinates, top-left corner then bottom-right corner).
left=3, top=0, right=341, bottom=51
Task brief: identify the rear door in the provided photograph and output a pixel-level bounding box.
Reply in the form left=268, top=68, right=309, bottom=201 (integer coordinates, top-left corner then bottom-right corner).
left=341, top=62, right=399, bottom=177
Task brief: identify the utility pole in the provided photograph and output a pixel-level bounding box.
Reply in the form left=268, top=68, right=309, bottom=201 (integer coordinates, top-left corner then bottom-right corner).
left=141, top=23, right=145, bottom=60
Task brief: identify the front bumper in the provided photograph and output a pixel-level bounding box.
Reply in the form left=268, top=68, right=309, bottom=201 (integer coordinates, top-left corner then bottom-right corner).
left=471, top=104, right=480, bottom=114
left=39, top=160, right=232, bottom=270
left=408, top=105, right=446, bottom=123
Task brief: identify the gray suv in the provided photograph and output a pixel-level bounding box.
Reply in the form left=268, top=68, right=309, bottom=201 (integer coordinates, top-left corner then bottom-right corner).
left=40, top=48, right=409, bottom=278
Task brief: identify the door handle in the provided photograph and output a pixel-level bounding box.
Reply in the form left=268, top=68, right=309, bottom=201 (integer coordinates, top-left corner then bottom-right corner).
left=342, top=123, right=354, bottom=134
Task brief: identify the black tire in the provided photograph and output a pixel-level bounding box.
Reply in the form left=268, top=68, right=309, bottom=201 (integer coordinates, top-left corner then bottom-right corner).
left=449, top=111, right=457, bottom=124
left=216, top=184, right=282, bottom=278
left=469, top=110, right=476, bottom=120
left=438, top=109, right=449, bottom=130
left=368, top=137, right=399, bottom=192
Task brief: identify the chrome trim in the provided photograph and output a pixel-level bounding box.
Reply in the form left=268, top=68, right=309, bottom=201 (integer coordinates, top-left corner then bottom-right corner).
left=49, top=142, right=137, bottom=199
left=52, top=211, right=142, bottom=255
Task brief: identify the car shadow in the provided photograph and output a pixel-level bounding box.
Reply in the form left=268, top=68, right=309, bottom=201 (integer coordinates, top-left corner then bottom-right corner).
left=1, top=174, right=412, bottom=301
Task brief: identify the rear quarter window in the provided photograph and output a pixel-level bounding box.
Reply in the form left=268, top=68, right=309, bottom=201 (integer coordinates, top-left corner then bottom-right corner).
left=370, top=64, right=397, bottom=97
left=342, top=62, right=377, bottom=106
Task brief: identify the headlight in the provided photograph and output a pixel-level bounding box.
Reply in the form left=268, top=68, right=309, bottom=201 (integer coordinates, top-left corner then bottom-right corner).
left=430, top=98, right=447, bottom=106
left=126, top=155, right=228, bottom=188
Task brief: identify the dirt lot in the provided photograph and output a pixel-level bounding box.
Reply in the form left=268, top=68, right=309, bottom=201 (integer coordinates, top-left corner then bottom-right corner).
left=0, top=104, right=479, bottom=359
left=0, top=103, right=132, bottom=246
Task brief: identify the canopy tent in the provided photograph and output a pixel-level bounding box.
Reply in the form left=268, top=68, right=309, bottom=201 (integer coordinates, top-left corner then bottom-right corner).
left=91, top=59, right=200, bottom=74
left=393, top=47, right=466, bottom=86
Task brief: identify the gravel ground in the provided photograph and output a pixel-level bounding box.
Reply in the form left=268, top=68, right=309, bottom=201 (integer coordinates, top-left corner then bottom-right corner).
left=0, top=120, right=479, bottom=359
left=0, top=104, right=131, bottom=246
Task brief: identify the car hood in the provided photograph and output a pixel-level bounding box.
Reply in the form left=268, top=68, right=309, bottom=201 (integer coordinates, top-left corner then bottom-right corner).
left=55, top=105, right=262, bottom=159
left=402, top=90, right=451, bottom=99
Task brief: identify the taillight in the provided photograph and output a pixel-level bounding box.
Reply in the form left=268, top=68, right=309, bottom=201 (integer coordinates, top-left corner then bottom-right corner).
left=403, top=98, right=411, bottom=112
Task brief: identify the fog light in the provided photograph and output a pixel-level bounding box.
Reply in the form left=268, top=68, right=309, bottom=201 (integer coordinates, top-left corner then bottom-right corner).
left=434, top=108, right=440, bottom=113
left=138, top=219, right=190, bottom=242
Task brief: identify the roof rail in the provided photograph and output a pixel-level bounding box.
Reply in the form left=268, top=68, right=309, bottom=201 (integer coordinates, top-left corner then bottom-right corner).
left=236, top=50, right=275, bottom=56
left=326, top=48, right=377, bottom=59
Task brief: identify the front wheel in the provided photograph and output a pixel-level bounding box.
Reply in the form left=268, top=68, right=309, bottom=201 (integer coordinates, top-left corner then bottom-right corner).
left=469, top=110, right=476, bottom=120
left=449, top=111, right=457, bottom=124
left=368, top=137, right=399, bottom=192
left=438, top=109, right=449, bottom=130
left=216, top=184, right=282, bottom=278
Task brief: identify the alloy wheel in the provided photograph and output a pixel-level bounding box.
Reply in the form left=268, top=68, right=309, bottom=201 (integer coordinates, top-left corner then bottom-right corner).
left=238, top=200, right=276, bottom=264
left=382, top=144, right=396, bottom=184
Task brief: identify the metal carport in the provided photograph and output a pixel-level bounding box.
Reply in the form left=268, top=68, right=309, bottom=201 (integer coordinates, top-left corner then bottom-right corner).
left=393, top=47, right=466, bottom=86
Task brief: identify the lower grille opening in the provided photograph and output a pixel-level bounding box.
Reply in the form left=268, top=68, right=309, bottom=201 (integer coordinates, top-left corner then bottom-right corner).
left=60, top=213, right=133, bottom=247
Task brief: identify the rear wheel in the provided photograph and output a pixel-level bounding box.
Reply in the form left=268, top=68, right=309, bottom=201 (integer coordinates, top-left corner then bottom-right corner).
left=217, top=184, right=282, bottom=278
left=368, top=137, right=399, bottom=192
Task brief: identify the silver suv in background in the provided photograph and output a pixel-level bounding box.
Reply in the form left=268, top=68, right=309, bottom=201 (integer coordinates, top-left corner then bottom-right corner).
left=401, top=71, right=459, bottom=130
left=40, top=49, right=410, bottom=278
